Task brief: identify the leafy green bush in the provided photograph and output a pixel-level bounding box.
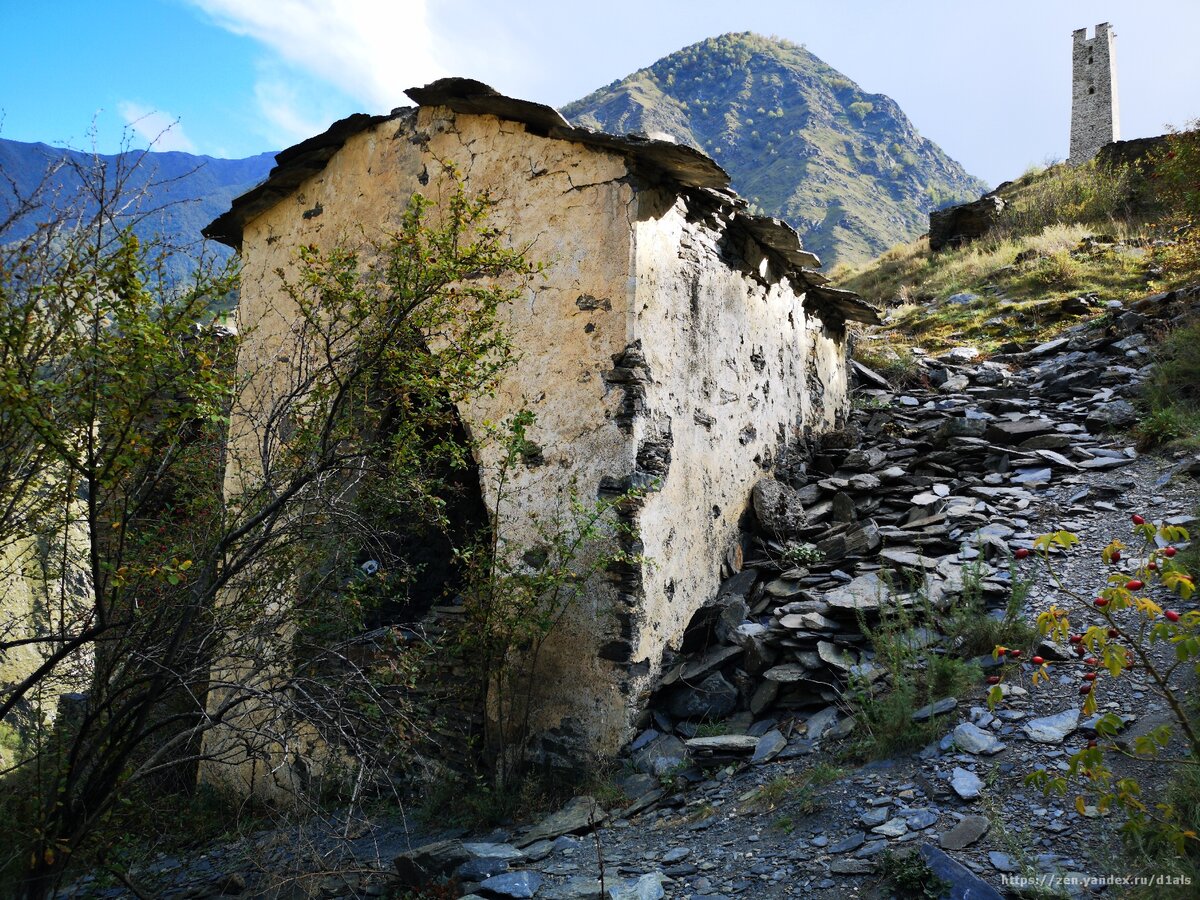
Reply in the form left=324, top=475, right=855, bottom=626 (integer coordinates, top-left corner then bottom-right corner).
left=996, top=519, right=1199, bottom=860
left=942, top=560, right=1036, bottom=658
left=847, top=562, right=1033, bottom=760
left=1155, top=120, right=1200, bottom=223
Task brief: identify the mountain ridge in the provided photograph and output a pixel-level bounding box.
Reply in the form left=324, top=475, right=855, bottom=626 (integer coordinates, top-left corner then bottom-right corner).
left=0, top=137, right=275, bottom=280
left=2, top=33, right=987, bottom=273
left=563, top=32, right=988, bottom=266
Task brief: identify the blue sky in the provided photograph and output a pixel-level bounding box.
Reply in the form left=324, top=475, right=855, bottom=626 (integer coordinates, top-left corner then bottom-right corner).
left=2, top=0, right=1198, bottom=186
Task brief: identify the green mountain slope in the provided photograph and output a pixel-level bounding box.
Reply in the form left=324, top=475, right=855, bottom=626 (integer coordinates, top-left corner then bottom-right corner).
left=0, top=138, right=274, bottom=282
left=563, top=32, right=989, bottom=267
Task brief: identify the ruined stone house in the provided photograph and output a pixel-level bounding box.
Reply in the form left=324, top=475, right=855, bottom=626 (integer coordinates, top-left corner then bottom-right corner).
left=202, top=78, right=877, bottom=785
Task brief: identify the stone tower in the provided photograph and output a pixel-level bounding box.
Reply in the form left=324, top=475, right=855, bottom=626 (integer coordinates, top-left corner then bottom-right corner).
left=1069, top=22, right=1120, bottom=163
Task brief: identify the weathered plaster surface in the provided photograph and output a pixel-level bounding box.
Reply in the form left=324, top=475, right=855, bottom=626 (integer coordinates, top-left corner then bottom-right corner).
left=622, top=190, right=846, bottom=716
left=205, top=97, right=856, bottom=791
left=0, top=518, right=93, bottom=755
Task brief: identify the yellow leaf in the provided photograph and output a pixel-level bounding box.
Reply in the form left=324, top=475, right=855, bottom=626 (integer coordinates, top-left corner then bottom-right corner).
left=1075, top=796, right=1087, bottom=816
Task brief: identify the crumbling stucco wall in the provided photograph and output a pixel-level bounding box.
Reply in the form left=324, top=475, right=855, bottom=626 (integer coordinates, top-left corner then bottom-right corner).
left=622, top=190, right=846, bottom=708
left=206, top=107, right=645, bottom=790
left=204, top=97, right=857, bottom=792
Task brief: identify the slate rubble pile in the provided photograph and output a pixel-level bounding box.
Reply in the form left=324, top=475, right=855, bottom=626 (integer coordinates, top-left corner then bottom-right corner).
left=632, top=286, right=1200, bottom=777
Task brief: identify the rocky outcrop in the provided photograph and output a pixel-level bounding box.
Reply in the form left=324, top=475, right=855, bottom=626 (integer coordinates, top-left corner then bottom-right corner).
left=928, top=194, right=1004, bottom=252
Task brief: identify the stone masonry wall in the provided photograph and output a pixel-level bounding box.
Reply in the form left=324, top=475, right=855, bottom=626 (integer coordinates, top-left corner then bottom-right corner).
left=202, top=100, right=853, bottom=791
left=1069, top=23, right=1120, bottom=164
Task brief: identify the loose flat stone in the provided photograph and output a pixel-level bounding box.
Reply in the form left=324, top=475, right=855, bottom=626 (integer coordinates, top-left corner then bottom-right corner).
left=917, top=844, right=1004, bottom=900
left=872, top=817, right=909, bottom=838
left=806, top=706, right=840, bottom=741
left=751, top=730, right=787, bottom=764
left=912, top=697, right=958, bottom=722
left=855, top=839, right=890, bottom=858
left=685, top=735, right=759, bottom=753
left=939, top=815, right=990, bottom=850
left=829, top=832, right=865, bottom=854
left=680, top=645, right=743, bottom=681
left=904, top=809, right=939, bottom=830
left=516, top=796, right=604, bottom=847
left=479, top=870, right=544, bottom=898
left=778, top=612, right=839, bottom=632
left=989, top=851, right=1020, bottom=873
left=463, top=843, right=523, bottom=860
left=950, top=767, right=982, bottom=800
left=860, top=808, right=889, bottom=828
left=608, top=872, right=665, bottom=900
left=1029, top=337, right=1069, bottom=356
left=763, top=663, right=809, bottom=683
left=823, top=572, right=891, bottom=610
left=953, top=722, right=1005, bottom=755
left=1078, top=456, right=1136, bottom=470
left=1023, top=709, right=1079, bottom=744
left=817, top=641, right=856, bottom=671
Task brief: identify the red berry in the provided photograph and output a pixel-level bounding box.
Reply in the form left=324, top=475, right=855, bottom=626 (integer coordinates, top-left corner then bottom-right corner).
left=1085, top=657, right=1099, bottom=666
left=1164, top=547, right=1178, bottom=558
left=986, top=675, right=1001, bottom=685
left=1009, top=649, right=1022, bottom=659
left=1165, top=610, right=1181, bottom=622
left=997, top=647, right=1008, bottom=656
left=1107, top=628, right=1119, bottom=638
left=1069, top=634, right=1084, bottom=644
left=1094, top=597, right=1109, bottom=607
left=1126, top=580, right=1144, bottom=591
left=1031, top=656, right=1045, bottom=665
left=1015, top=547, right=1030, bottom=559
left=1084, top=672, right=1097, bottom=681
left=1088, top=740, right=1098, bottom=749
left=1148, top=562, right=1158, bottom=571
left=1079, top=684, right=1092, bottom=695
left=1110, top=549, right=1121, bottom=562
left=1074, top=644, right=1087, bottom=656
left=1132, top=514, right=1146, bottom=525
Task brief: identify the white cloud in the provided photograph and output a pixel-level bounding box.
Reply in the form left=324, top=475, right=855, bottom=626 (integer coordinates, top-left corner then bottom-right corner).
left=117, top=102, right=199, bottom=153
left=189, top=0, right=444, bottom=112
left=251, top=67, right=340, bottom=147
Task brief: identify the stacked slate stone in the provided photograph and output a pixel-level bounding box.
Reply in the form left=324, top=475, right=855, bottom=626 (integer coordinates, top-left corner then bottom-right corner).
left=631, top=285, right=1200, bottom=772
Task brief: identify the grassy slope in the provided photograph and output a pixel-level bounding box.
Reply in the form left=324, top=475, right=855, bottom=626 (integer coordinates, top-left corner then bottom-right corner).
left=837, top=157, right=1197, bottom=361
left=563, top=32, right=987, bottom=267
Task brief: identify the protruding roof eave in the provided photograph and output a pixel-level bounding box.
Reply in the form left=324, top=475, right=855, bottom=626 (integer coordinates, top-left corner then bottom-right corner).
left=203, top=110, right=404, bottom=249
left=807, top=285, right=882, bottom=326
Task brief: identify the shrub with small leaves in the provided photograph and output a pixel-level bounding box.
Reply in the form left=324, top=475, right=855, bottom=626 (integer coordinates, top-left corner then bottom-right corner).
left=989, top=517, right=1199, bottom=852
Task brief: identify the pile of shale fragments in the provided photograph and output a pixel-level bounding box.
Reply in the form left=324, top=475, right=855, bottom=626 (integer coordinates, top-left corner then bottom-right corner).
left=629, top=284, right=1200, bottom=774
